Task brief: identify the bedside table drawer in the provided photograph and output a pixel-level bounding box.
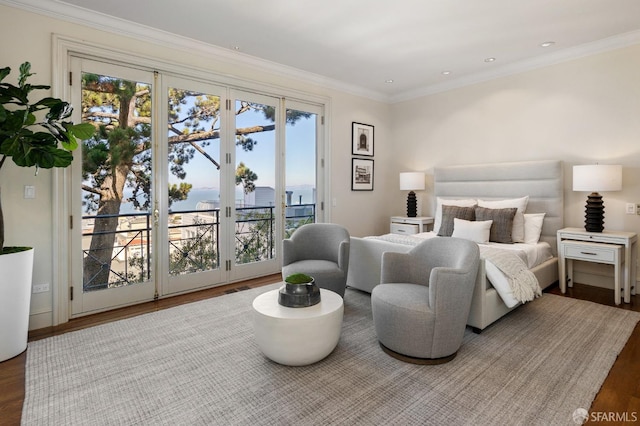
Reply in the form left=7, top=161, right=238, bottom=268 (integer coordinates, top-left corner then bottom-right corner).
left=562, top=241, right=620, bottom=263
left=391, top=223, right=419, bottom=235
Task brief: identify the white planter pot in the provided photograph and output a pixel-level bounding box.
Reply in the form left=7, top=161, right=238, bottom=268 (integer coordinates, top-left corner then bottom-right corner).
left=0, top=248, right=34, bottom=362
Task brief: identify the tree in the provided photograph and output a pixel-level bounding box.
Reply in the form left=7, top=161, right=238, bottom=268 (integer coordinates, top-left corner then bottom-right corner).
left=235, top=162, right=257, bottom=194
left=169, top=216, right=218, bottom=275
left=80, top=73, right=309, bottom=289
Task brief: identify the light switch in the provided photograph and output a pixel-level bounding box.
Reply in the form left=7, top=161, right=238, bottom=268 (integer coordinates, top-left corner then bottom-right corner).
left=24, top=185, right=35, bottom=199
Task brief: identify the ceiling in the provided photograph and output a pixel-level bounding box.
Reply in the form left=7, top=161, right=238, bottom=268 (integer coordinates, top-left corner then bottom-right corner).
left=7, top=0, right=640, bottom=102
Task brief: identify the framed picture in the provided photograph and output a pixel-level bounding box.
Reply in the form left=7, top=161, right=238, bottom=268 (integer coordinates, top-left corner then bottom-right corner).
left=352, top=122, right=374, bottom=156
left=351, top=158, right=374, bottom=191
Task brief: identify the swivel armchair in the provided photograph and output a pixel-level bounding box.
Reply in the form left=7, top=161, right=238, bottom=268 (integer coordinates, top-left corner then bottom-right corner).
left=371, top=237, right=480, bottom=364
left=282, top=223, right=350, bottom=297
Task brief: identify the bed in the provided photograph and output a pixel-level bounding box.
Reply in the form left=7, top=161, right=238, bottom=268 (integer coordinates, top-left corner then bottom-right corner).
left=346, top=159, right=564, bottom=332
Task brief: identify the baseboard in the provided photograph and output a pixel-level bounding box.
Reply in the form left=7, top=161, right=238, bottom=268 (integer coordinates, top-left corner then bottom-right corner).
left=574, top=269, right=639, bottom=292
left=29, top=310, right=53, bottom=331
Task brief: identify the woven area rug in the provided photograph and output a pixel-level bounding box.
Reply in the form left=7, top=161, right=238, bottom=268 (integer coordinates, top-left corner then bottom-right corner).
left=22, top=285, right=639, bottom=426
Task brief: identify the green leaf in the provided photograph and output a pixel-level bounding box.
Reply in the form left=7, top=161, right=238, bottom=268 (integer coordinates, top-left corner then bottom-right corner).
left=25, top=112, right=36, bottom=126
left=18, top=62, right=32, bottom=87
left=61, top=132, right=78, bottom=151
left=68, top=122, right=95, bottom=139
left=51, top=149, right=73, bottom=168
left=0, top=66, right=10, bottom=82
left=39, top=97, right=67, bottom=113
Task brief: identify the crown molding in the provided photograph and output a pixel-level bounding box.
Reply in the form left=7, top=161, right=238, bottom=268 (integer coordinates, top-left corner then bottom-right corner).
left=390, top=29, right=640, bottom=103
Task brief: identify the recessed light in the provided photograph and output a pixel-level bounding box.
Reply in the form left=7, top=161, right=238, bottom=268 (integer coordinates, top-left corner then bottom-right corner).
left=540, top=41, right=555, bottom=48
left=385, top=79, right=394, bottom=84
left=484, top=57, right=496, bottom=63
left=441, top=71, right=452, bottom=75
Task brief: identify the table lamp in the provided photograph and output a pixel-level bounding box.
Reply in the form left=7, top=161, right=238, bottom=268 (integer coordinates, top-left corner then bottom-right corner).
left=399, top=172, right=425, bottom=217
left=573, top=164, right=622, bottom=232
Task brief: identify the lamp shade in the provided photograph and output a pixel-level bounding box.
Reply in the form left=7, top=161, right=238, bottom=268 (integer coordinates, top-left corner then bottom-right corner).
left=399, top=172, right=425, bottom=191
left=573, top=165, right=622, bottom=192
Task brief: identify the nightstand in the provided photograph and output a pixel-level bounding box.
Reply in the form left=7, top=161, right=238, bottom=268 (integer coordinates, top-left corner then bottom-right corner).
left=557, top=227, right=638, bottom=305
left=390, top=216, right=434, bottom=235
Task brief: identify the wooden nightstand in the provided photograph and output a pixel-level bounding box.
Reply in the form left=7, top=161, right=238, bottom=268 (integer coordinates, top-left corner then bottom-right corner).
left=390, top=216, right=434, bottom=235
left=557, top=227, right=638, bottom=304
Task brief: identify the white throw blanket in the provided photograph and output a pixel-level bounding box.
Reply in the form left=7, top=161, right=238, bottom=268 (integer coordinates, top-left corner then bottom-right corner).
left=364, top=233, right=541, bottom=304
left=479, top=246, right=542, bottom=303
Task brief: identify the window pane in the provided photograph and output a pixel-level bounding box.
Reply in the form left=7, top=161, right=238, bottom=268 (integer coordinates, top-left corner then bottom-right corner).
left=234, top=99, right=276, bottom=265
left=285, top=109, right=317, bottom=236
left=166, top=88, right=222, bottom=276
left=81, top=73, right=153, bottom=292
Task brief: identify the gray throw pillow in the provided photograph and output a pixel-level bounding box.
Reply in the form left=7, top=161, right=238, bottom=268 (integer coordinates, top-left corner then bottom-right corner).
left=437, top=205, right=476, bottom=237
left=474, top=206, right=518, bottom=243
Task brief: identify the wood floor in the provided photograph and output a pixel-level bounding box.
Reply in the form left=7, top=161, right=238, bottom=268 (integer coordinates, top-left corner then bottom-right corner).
left=1, top=276, right=638, bottom=425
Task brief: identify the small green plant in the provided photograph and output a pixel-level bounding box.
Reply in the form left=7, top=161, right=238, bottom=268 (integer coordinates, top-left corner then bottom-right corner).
left=285, top=273, right=314, bottom=284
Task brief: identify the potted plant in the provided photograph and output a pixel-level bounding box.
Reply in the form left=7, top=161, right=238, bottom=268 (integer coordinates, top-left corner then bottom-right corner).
left=278, top=273, right=321, bottom=308
left=0, top=62, right=95, bottom=361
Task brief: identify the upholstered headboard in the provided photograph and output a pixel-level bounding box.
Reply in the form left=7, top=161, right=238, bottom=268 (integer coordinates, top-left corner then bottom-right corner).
left=433, top=160, right=564, bottom=254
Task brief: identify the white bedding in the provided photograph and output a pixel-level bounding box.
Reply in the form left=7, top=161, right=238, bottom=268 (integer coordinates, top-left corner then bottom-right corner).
left=363, top=231, right=553, bottom=308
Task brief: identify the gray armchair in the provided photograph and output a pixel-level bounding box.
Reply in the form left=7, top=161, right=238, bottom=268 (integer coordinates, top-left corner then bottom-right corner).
left=371, top=237, right=480, bottom=364
left=282, top=223, right=350, bottom=297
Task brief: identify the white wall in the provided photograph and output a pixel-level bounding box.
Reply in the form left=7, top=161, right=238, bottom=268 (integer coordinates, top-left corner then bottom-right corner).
left=0, top=4, right=392, bottom=329
left=330, top=91, right=394, bottom=237
left=391, top=44, right=640, bottom=288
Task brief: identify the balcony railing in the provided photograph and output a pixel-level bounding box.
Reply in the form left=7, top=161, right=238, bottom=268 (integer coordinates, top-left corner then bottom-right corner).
left=82, top=203, right=315, bottom=291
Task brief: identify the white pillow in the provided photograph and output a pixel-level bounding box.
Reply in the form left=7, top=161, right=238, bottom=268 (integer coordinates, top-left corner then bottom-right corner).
left=477, top=196, right=529, bottom=243
left=524, top=213, right=546, bottom=245
left=452, top=218, right=493, bottom=244
left=433, top=197, right=477, bottom=234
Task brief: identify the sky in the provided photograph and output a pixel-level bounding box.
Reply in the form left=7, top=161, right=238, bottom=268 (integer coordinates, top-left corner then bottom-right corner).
left=167, top=96, right=316, bottom=191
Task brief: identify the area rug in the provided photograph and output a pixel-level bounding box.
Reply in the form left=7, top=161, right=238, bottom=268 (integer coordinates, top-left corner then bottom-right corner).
left=22, top=285, right=639, bottom=426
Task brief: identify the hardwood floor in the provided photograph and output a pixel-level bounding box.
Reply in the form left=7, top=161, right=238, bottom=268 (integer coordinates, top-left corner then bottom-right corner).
left=1, top=277, right=638, bottom=425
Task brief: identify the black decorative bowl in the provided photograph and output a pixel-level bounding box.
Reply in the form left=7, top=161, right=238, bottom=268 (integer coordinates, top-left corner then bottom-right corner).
left=278, top=280, right=321, bottom=308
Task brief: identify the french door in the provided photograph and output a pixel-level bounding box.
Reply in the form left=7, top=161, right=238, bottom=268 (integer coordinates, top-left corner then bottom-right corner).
left=160, top=76, right=228, bottom=295
left=68, top=58, right=323, bottom=317
left=69, top=59, right=157, bottom=315
left=228, top=90, right=282, bottom=281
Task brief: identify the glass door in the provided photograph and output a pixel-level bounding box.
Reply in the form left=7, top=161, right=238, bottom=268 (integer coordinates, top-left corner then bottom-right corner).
left=162, top=76, right=228, bottom=294
left=70, top=58, right=156, bottom=315
left=228, top=90, right=282, bottom=281
left=284, top=101, right=323, bottom=235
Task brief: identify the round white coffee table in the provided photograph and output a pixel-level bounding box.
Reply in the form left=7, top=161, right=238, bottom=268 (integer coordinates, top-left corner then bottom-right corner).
left=252, top=288, right=344, bottom=366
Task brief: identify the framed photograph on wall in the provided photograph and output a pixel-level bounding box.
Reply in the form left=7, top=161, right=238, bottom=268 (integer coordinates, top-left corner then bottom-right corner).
left=352, top=158, right=374, bottom=191
left=352, top=122, right=374, bottom=156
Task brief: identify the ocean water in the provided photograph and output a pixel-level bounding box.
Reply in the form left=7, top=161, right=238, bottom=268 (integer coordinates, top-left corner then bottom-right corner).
left=118, top=187, right=314, bottom=214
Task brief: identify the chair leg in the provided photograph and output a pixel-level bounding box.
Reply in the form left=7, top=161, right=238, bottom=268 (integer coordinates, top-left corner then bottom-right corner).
left=378, top=342, right=457, bottom=365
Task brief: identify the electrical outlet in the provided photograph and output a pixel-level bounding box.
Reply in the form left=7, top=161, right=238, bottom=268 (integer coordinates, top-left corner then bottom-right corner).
left=626, top=203, right=636, bottom=214
left=32, top=283, right=50, bottom=293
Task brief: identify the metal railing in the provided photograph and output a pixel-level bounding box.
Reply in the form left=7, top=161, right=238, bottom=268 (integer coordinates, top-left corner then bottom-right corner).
left=82, top=203, right=315, bottom=291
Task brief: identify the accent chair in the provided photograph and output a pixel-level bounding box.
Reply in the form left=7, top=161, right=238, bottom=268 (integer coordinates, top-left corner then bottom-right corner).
left=371, top=237, right=480, bottom=364
left=281, top=223, right=350, bottom=297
